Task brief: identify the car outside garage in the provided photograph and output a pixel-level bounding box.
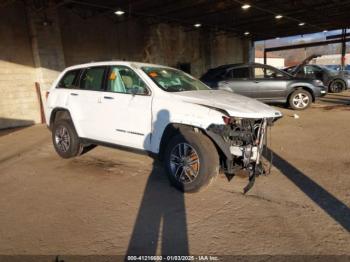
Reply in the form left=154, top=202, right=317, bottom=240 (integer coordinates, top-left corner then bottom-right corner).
left=0, top=0, right=349, bottom=261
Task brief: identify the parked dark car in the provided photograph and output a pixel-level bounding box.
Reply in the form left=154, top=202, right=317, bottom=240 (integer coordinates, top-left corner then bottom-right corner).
left=201, top=63, right=327, bottom=110
left=324, top=64, right=341, bottom=71
left=324, top=64, right=350, bottom=74
left=284, top=54, right=350, bottom=93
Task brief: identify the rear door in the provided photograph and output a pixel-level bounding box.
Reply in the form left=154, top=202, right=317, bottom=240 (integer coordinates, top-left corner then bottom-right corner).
left=67, top=66, right=108, bottom=140
left=251, top=65, right=288, bottom=100
left=219, top=66, right=260, bottom=98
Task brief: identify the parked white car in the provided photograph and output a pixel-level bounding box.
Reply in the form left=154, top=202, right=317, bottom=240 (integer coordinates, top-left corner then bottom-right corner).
left=45, top=61, right=282, bottom=193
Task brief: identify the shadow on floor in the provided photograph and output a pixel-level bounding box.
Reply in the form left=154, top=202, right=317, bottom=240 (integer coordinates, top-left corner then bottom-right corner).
left=265, top=148, right=350, bottom=232
left=319, top=97, right=350, bottom=106
left=126, top=159, right=189, bottom=255
left=0, top=118, right=34, bottom=137
left=127, top=109, right=189, bottom=256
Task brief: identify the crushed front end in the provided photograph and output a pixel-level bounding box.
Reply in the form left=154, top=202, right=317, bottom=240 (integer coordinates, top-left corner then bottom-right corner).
left=206, top=117, right=279, bottom=193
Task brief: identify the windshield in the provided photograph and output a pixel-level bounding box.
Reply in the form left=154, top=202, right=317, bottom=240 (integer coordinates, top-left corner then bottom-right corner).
left=142, top=66, right=210, bottom=92
left=319, top=65, right=338, bottom=73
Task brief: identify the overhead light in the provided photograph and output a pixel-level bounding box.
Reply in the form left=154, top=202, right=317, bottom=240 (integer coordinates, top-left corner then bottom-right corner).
left=114, top=10, right=125, bottom=16
left=241, top=4, right=251, bottom=10
left=244, top=31, right=250, bottom=36
left=194, top=23, right=202, bottom=28
left=299, top=22, right=305, bottom=26
left=275, top=37, right=280, bottom=39
left=275, top=14, right=283, bottom=19
left=323, top=30, right=328, bottom=33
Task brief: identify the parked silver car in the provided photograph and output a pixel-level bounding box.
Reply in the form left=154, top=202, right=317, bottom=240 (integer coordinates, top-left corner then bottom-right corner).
left=201, top=63, right=327, bottom=110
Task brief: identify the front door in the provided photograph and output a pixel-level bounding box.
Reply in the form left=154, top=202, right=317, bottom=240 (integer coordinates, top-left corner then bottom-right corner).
left=97, top=66, right=153, bottom=150
left=251, top=65, right=287, bottom=100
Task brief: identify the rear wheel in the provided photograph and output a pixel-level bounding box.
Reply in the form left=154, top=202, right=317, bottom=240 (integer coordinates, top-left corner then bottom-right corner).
left=288, top=89, right=312, bottom=110
left=164, top=129, right=219, bottom=193
left=329, top=79, right=345, bottom=93
left=52, top=119, right=83, bottom=158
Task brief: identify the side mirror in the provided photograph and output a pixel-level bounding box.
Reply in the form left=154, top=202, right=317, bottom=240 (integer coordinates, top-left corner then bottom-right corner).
left=131, top=86, right=140, bottom=95
left=131, top=85, right=148, bottom=95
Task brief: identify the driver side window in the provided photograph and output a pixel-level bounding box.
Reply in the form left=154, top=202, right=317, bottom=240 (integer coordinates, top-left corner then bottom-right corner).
left=254, top=66, right=284, bottom=79
left=107, top=66, right=149, bottom=95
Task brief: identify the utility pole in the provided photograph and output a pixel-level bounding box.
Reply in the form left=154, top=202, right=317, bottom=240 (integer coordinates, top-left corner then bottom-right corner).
left=341, top=28, right=347, bottom=70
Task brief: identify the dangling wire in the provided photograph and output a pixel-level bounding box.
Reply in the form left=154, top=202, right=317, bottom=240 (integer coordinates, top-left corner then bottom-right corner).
left=268, top=125, right=273, bottom=175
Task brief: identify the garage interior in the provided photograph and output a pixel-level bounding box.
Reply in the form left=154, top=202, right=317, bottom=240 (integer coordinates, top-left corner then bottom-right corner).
left=0, top=0, right=350, bottom=259
left=1, top=0, right=350, bottom=129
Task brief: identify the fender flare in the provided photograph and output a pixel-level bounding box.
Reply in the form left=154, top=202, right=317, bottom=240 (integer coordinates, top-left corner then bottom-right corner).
left=49, top=107, right=74, bottom=129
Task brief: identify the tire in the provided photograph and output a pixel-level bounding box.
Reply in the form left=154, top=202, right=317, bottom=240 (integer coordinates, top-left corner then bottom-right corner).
left=52, top=119, right=83, bottom=159
left=164, top=129, right=219, bottom=193
left=329, top=79, right=345, bottom=93
left=288, top=89, right=312, bottom=110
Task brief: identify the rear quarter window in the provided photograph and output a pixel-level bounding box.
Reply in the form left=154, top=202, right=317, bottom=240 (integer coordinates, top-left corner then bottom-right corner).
left=57, top=70, right=80, bottom=89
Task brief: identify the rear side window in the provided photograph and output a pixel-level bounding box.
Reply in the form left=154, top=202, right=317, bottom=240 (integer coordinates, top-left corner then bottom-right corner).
left=80, top=67, right=106, bottom=91
left=57, top=70, right=80, bottom=89
left=201, top=69, right=223, bottom=81
left=229, top=67, right=250, bottom=79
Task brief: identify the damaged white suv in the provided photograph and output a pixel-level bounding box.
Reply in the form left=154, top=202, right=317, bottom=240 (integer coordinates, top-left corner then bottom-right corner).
left=46, top=62, right=282, bottom=193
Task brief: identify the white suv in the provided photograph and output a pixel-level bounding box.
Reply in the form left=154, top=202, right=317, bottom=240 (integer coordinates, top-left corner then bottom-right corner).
left=46, top=61, right=282, bottom=193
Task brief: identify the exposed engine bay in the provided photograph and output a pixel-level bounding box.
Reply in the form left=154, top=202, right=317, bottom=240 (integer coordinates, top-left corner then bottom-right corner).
left=207, top=117, right=276, bottom=193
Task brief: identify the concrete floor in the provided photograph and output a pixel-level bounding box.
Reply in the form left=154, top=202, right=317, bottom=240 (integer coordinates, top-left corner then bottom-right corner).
left=0, top=92, right=349, bottom=257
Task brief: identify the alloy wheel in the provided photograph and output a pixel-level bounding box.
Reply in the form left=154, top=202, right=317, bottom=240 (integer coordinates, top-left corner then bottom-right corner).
left=169, top=143, right=200, bottom=184
left=331, top=80, right=344, bottom=93
left=55, top=126, right=71, bottom=153
left=292, top=93, right=310, bottom=109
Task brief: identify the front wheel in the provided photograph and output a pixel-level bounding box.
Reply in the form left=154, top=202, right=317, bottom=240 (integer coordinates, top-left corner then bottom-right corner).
left=164, top=130, right=219, bottom=193
left=288, top=89, right=312, bottom=110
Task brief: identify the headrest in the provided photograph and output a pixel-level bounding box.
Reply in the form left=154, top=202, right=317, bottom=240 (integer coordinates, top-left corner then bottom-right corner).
left=121, top=75, right=133, bottom=88
left=109, top=71, right=117, bottom=80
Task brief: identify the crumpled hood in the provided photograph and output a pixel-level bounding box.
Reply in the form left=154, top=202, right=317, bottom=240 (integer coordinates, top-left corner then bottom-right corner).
left=172, top=90, right=283, bottom=119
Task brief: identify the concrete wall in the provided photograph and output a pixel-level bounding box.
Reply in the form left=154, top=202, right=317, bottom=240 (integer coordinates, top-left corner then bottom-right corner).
left=0, top=1, right=249, bottom=129
left=60, top=11, right=148, bottom=67
left=210, top=34, right=247, bottom=68
left=60, top=11, right=247, bottom=78
left=0, top=2, right=40, bottom=128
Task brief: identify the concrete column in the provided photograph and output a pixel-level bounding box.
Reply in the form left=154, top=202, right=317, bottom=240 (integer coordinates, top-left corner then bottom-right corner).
left=26, top=1, right=66, bottom=92
left=243, top=39, right=254, bottom=63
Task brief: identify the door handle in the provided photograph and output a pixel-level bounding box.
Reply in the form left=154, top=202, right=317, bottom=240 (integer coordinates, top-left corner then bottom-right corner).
left=103, top=96, right=114, bottom=100
left=254, top=81, right=260, bottom=83
left=70, top=93, right=78, bottom=96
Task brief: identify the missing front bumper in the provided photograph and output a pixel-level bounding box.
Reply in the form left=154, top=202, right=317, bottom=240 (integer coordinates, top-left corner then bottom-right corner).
left=206, top=117, right=271, bottom=194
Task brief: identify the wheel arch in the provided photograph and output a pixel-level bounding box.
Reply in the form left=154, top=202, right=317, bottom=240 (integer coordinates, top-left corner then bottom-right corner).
left=287, top=86, right=315, bottom=102
left=328, top=78, right=347, bottom=89
left=49, top=107, right=73, bottom=130
left=158, top=123, right=196, bottom=159
left=158, top=123, right=228, bottom=168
